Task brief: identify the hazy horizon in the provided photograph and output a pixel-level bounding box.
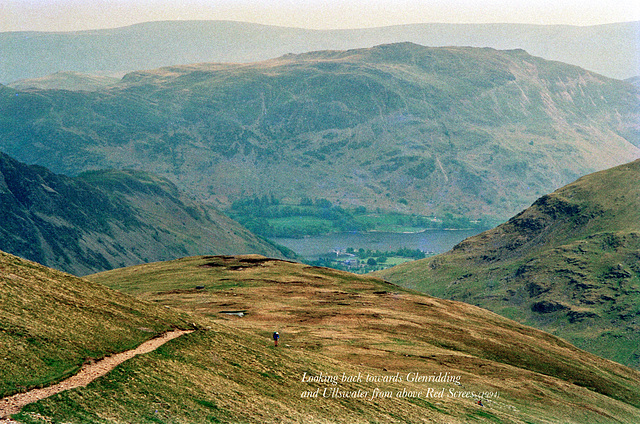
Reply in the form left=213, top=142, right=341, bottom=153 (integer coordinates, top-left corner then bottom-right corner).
left=3, top=0, right=640, bottom=33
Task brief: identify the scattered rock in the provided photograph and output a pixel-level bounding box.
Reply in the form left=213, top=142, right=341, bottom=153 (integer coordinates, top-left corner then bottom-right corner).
left=567, top=309, right=600, bottom=323
left=526, top=282, right=551, bottom=297
left=531, top=300, right=567, bottom=313
left=220, top=311, right=246, bottom=317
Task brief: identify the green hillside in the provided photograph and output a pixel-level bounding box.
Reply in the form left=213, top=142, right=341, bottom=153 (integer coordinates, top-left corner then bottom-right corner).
left=0, top=250, right=190, bottom=399
left=0, top=44, right=638, bottom=224
left=376, top=160, right=640, bottom=369
left=0, top=152, right=287, bottom=275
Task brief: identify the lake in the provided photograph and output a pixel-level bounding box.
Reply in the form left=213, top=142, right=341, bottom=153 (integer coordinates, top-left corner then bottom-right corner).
left=272, top=229, right=483, bottom=260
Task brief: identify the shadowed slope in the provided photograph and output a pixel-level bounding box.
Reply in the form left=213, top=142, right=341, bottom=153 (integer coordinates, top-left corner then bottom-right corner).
left=0, top=152, right=287, bottom=275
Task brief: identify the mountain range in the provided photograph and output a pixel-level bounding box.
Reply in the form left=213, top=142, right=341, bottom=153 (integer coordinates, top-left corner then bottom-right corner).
left=1, top=43, right=638, bottom=222
left=2, top=20, right=639, bottom=84
left=376, top=159, right=640, bottom=370
left=2, top=19, right=640, bottom=423
left=0, top=152, right=286, bottom=275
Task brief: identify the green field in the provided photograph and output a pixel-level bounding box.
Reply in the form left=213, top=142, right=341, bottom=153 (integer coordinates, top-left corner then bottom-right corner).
left=227, top=196, right=493, bottom=239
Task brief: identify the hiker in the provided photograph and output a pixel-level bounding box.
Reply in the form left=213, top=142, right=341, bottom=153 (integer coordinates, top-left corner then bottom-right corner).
left=273, top=331, right=280, bottom=347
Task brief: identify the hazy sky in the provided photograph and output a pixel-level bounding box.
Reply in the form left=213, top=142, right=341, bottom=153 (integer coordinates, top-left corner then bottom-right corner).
left=2, top=0, right=640, bottom=32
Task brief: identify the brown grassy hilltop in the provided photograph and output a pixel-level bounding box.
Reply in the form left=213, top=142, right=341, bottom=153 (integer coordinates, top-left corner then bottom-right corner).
left=3, top=247, right=640, bottom=422
left=72, top=254, right=640, bottom=423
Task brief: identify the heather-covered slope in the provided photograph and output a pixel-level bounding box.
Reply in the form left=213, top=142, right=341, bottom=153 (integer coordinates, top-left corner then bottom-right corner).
left=376, top=160, right=640, bottom=369
left=0, top=152, right=287, bottom=275
left=1, top=43, right=638, bottom=221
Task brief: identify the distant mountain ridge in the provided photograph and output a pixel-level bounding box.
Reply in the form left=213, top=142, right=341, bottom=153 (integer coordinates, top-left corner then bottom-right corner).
left=1, top=43, right=638, bottom=221
left=0, top=152, right=287, bottom=275
left=376, top=160, right=640, bottom=369
left=8, top=71, right=119, bottom=91
left=1, top=20, right=639, bottom=84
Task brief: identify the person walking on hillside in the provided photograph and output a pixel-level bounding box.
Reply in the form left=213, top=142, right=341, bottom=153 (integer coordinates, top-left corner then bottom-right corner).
left=273, top=331, right=280, bottom=347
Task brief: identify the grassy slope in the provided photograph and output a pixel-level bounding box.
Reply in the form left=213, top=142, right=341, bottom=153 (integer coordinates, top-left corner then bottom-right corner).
left=0, top=152, right=287, bottom=275
left=0, top=250, right=191, bottom=398
left=40, top=254, right=638, bottom=423
left=1, top=44, right=638, bottom=221
left=376, top=160, right=640, bottom=369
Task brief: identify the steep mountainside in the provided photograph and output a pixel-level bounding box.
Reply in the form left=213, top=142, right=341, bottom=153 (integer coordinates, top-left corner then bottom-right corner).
left=1, top=20, right=639, bottom=83
left=1, top=43, right=638, bottom=221
left=376, top=160, right=640, bottom=369
left=0, top=152, right=287, bottom=275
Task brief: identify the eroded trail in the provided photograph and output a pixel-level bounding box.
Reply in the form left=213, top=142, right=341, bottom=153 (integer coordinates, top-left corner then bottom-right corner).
left=0, top=329, right=193, bottom=419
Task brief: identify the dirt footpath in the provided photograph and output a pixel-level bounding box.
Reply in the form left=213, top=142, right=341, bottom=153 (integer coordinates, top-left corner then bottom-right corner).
left=0, top=329, right=193, bottom=418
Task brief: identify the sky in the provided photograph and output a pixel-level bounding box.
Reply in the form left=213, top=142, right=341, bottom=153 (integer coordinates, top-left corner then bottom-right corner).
left=2, top=0, right=640, bottom=33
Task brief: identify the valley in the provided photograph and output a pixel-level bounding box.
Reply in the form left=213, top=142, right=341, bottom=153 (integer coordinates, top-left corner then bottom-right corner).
left=226, top=195, right=494, bottom=238
left=272, top=229, right=482, bottom=273
left=0, top=21, right=639, bottom=422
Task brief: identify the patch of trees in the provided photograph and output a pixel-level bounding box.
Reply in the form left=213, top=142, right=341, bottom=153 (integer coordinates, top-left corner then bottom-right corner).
left=228, top=195, right=370, bottom=237
left=346, top=247, right=426, bottom=260
left=228, top=195, right=491, bottom=238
